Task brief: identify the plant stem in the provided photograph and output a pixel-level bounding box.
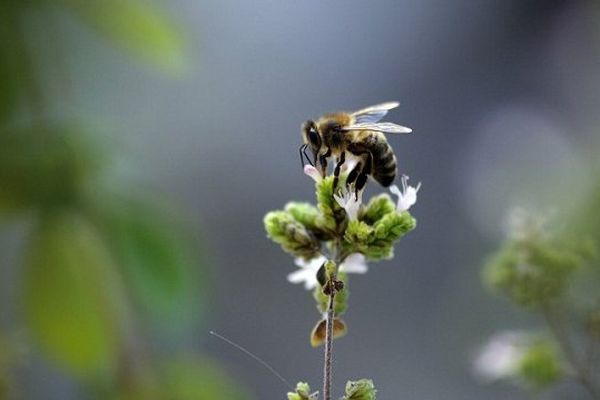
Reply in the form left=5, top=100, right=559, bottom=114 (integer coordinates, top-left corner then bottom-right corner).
left=542, top=305, right=600, bottom=399
left=323, top=286, right=335, bottom=400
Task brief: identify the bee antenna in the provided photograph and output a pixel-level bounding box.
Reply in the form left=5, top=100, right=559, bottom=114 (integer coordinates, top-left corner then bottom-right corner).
left=209, top=330, right=294, bottom=390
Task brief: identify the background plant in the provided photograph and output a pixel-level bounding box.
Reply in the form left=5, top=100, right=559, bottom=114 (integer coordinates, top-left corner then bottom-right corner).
left=476, top=172, right=600, bottom=398
left=0, top=1, right=248, bottom=398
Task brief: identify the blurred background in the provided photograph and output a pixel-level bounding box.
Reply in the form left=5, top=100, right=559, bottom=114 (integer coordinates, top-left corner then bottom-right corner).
left=1, top=0, right=600, bottom=399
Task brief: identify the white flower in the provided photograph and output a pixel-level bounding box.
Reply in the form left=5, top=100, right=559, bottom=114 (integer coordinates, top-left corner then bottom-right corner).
left=390, top=175, right=421, bottom=212
left=287, top=253, right=369, bottom=290
left=472, top=331, right=528, bottom=383
left=333, top=186, right=363, bottom=220
left=287, top=255, right=326, bottom=290
left=505, top=206, right=554, bottom=241
left=303, top=165, right=322, bottom=183
left=339, top=253, right=368, bottom=274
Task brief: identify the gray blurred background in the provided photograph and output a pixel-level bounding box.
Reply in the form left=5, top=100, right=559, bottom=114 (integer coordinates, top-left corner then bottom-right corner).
left=2, top=0, right=600, bottom=399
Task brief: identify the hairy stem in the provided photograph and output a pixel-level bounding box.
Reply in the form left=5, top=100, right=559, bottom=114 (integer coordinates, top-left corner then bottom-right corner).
left=323, top=287, right=335, bottom=400
left=543, top=305, right=600, bottom=399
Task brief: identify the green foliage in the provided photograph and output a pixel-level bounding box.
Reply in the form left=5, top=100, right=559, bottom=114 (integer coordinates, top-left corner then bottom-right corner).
left=286, top=202, right=321, bottom=232
left=60, top=0, right=186, bottom=72
left=344, top=211, right=416, bottom=260
left=93, top=197, right=203, bottom=328
left=287, top=382, right=316, bottom=400
left=315, top=176, right=345, bottom=232
left=23, top=212, right=121, bottom=376
left=264, top=211, right=320, bottom=259
left=161, top=358, right=251, bottom=400
left=0, top=124, right=101, bottom=213
left=359, top=194, right=395, bottom=225
left=517, top=342, right=562, bottom=389
left=483, top=239, right=585, bottom=308
left=0, top=5, right=21, bottom=125
left=344, top=379, right=376, bottom=400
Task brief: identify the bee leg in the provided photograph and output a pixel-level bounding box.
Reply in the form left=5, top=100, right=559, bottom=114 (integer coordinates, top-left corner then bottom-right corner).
left=332, top=151, right=346, bottom=189
left=346, top=162, right=361, bottom=187
left=354, top=153, right=373, bottom=200
left=319, top=148, right=332, bottom=176
left=319, top=155, right=328, bottom=177
left=299, top=144, right=314, bottom=168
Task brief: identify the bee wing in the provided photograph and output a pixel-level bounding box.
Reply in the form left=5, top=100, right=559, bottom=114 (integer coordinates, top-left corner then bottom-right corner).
left=341, top=122, right=412, bottom=134
left=351, top=101, right=400, bottom=124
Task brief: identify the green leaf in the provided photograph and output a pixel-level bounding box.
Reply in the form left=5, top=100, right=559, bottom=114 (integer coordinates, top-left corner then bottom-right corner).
left=94, top=198, right=202, bottom=327
left=162, top=358, right=250, bottom=400
left=61, top=0, right=186, bottom=72
left=359, top=194, right=395, bottom=225
left=0, top=6, right=20, bottom=125
left=344, top=379, right=376, bottom=400
left=23, top=212, right=120, bottom=376
left=287, top=382, right=317, bottom=400
left=517, top=342, right=562, bottom=389
left=0, top=124, right=101, bottom=213
left=264, top=211, right=320, bottom=259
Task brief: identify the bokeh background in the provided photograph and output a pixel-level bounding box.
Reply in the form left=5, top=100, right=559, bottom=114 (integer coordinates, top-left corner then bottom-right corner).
left=1, top=0, right=600, bottom=399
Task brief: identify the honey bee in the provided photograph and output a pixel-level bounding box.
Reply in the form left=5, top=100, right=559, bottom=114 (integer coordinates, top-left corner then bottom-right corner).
left=300, top=102, right=412, bottom=197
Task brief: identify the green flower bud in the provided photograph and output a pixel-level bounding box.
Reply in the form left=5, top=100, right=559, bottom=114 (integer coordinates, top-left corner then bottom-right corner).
left=372, top=211, right=416, bottom=242
left=344, top=379, right=376, bottom=400
left=517, top=342, right=562, bottom=389
left=264, top=211, right=320, bottom=259
left=344, top=220, right=373, bottom=251
left=285, top=202, right=331, bottom=240
left=343, top=212, right=416, bottom=260
left=287, top=381, right=317, bottom=400
left=316, top=176, right=345, bottom=232
left=359, top=194, right=395, bottom=225
left=483, top=239, right=582, bottom=308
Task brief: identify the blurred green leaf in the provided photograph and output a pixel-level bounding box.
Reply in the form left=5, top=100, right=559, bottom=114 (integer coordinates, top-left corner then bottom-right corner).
left=0, top=4, right=22, bottom=124
left=23, top=212, right=120, bottom=376
left=162, top=358, right=250, bottom=400
left=517, top=342, right=562, bottom=389
left=0, top=124, right=101, bottom=213
left=93, top=197, right=203, bottom=328
left=60, top=0, right=186, bottom=72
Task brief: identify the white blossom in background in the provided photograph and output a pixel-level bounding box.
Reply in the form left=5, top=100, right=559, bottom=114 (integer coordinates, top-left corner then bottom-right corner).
left=473, top=331, right=528, bottom=383
left=390, top=175, right=421, bottom=212
left=504, top=206, right=555, bottom=241
left=333, top=186, right=363, bottom=220
left=287, top=253, right=369, bottom=290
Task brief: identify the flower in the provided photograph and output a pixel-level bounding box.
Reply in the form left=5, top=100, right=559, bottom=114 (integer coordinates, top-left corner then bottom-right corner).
left=333, top=186, right=363, bottom=220
left=505, top=206, right=554, bottom=241
left=340, top=253, right=368, bottom=274
left=303, top=165, right=322, bottom=183
left=472, top=331, right=528, bottom=383
left=390, top=175, right=421, bottom=212
left=287, top=253, right=369, bottom=290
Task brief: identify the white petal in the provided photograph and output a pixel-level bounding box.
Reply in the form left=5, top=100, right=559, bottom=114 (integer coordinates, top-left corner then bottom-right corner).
left=339, top=253, right=368, bottom=274
left=389, top=184, right=401, bottom=197
left=390, top=176, right=421, bottom=212
left=303, top=165, right=322, bottom=182
left=295, top=255, right=326, bottom=271
left=287, top=269, right=317, bottom=290
left=334, top=186, right=362, bottom=220
left=472, top=331, right=526, bottom=383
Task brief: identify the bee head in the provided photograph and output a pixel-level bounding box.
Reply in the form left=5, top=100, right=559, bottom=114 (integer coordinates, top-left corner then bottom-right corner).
left=301, top=120, right=321, bottom=166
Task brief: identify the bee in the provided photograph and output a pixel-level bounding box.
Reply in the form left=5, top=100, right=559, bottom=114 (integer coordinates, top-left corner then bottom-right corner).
left=299, top=102, right=412, bottom=197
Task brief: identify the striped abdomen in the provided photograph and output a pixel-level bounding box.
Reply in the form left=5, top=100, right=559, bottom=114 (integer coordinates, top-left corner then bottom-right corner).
left=348, top=131, right=396, bottom=187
